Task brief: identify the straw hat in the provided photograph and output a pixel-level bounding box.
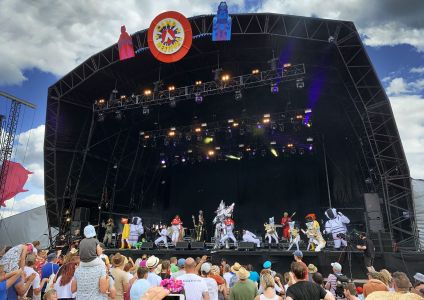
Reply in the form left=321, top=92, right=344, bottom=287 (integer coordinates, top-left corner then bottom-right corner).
left=231, top=262, right=241, bottom=273
left=146, top=255, right=160, bottom=269
left=308, top=264, right=318, bottom=273
left=236, top=267, right=250, bottom=280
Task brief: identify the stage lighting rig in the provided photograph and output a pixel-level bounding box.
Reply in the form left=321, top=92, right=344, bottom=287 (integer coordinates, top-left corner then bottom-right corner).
left=115, top=110, right=123, bottom=120
left=142, top=105, right=150, bottom=115
left=213, top=68, right=223, bottom=81
left=234, top=90, right=242, bottom=101
left=168, top=85, right=176, bottom=91
left=195, top=93, right=203, bottom=104
left=97, top=112, right=105, bottom=122
left=296, top=78, right=304, bottom=89
left=252, top=69, right=260, bottom=75
left=268, top=57, right=279, bottom=71
left=144, top=89, right=152, bottom=96
left=195, top=80, right=202, bottom=85
left=270, top=83, right=279, bottom=93
left=221, top=74, right=230, bottom=82
left=169, top=99, right=177, bottom=108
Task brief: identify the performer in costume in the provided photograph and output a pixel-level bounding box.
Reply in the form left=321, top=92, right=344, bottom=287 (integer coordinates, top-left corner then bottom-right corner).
left=264, top=217, right=279, bottom=244
left=102, top=218, right=114, bottom=248
left=287, top=221, right=300, bottom=251
left=324, top=208, right=350, bottom=249
left=129, top=217, right=144, bottom=248
left=280, top=212, right=292, bottom=240
left=171, top=215, right=183, bottom=245
left=192, top=210, right=204, bottom=242
left=120, top=217, right=131, bottom=249
left=304, top=213, right=320, bottom=251
left=302, top=221, right=326, bottom=252
left=213, top=200, right=235, bottom=249
left=242, top=230, right=261, bottom=247
left=220, top=217, right=237, bottom=248
left=155, top=225, right=169, bottom=248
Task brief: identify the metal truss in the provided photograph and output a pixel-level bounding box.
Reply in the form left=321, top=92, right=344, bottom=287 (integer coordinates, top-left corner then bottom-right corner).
left=45, top=13, right=416, bottom=250
left=333, top=26, right=417, bottom=249
left=94, top=64, right=305, bottom=113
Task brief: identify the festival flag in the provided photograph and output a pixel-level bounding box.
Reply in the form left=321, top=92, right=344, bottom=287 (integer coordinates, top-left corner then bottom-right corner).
left=212, top=2, right=232, bottom=41
left=118, top=25, right=135, bottom=61
left=0, top=161, right=33, bottom=207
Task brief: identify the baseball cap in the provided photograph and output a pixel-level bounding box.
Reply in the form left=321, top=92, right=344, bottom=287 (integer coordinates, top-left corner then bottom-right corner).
left=201, top=262, right=212, bottom=274
left=263, top=261, right=271, bottom=269
left=177, top=258, right=186, bottom=267
left=83, top=224, right=96, bottom=238
left=293, top=250, right=303, bottom=258
left=331, top=262, right=342, bottom=272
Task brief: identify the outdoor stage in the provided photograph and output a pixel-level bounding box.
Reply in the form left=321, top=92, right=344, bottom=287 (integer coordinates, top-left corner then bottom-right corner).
left=104, top=248, right=424, bottom=280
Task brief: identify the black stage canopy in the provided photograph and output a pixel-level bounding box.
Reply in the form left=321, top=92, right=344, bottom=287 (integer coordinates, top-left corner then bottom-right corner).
left=45, top=13, right=417, bottom=249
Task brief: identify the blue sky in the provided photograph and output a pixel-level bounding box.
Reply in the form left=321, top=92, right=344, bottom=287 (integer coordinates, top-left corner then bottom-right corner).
left=0, top=0, right=423, bottom=217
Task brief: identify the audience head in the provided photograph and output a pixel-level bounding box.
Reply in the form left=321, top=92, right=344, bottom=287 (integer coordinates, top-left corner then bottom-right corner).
left=392, top=271, right=411, bottom=292
left=124, top=262, right=132, bottom=272
left=236, top=267, right=250, bottom=281
left=283, top=272, right=290, bottom=284
left=201, top=262, right=212, bottom=276
left=413, top=272, right=424, bottom=285
left=263, top=260, right=272, bottom=269
left=260, top=273, right=275, bottom=289
left=184, top=257, right=197, bottom=272
left=137, top=267, right=149, bottom=279
left=210, top=265, right=221, bottom=276
left=170, top=257, right=177, bottom=265
left=290, top=261, right=307, bottom=281
left=368, top=271, right=386, bottom=283
left=47, top=252, right=57, bottom=263
left=331, top=262, right=342, bottom=273
left=379, top=269, right=392, bottom=286
left=83, top=224, right=96, bottom=238
left=43, top=289, right=58, bottom=300
left=26, top=254, right=36, bottom=266
left=112, top=253, right=125, bottom=268
left=344, top=282, right=357, bottom=298
left=177, top=258, right=186, bottom=268
left=161, top=260, right=170, bottom=272
left=224, top=264, right=230, bottom=273
left=146, top=255, right=160, bottom=271
left=312, top=272, right=324, bottom=286
left=32, top=240, right=41, bottom=249
left=293, top=250, right=303, bottom=261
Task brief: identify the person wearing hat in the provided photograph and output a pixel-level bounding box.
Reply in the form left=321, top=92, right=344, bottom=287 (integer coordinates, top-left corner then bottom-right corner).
left=229, top=266, right=258, bottom=300
left=41, top=252, right=59, bottom=294
left=413, top=272, right=424, bottom=297
left=171, top=258, right=186, bottom=278
left=263, top=261, right=276, bottom=277
left=366, top=271, right=422, bottom=300
left=363, top=272, right=388, bottom=298
left=146, top=256, right=162, bottom=287
left=229, top=262, right=242, bottom=288
left=177, top=257, right=210, bottom=300
left=307, top=264, right=318, bottom=282
left=325, top=262, right=347, bottom=298
left=293, top=251, right=308, bottom=281
left=79, top=224, right=103, bottom=266
left=201, top=263, right=219, bottom=300
left=110, top=253, right=130, bottom=300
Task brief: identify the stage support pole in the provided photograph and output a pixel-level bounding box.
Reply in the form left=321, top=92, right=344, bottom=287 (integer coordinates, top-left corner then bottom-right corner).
left=322, top=135, right=332, bottom=208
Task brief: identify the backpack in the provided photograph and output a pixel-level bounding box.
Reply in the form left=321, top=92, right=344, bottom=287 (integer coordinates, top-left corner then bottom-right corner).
left=335, top=273, right=349, bottom=298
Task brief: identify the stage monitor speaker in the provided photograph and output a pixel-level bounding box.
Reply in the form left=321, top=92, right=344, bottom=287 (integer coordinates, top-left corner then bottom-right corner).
left=140, top=242, right=154, bottom=250
left=176, top=241, right=189, bottom=250
left=364, top=193, right=384, bottom=232
left=74, top=207, right=90, bottom=222
left=238, top=242, right=255, bottom=251
left=190, top=242, right=205, bottom=250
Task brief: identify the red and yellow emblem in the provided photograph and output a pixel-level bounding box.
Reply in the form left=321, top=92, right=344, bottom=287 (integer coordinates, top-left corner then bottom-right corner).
left=148, top=11, right=192, bottom=63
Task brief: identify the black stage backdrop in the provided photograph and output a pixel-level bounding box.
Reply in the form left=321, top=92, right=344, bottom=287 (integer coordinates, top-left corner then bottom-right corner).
left=153, top=155, right=327, bottom=235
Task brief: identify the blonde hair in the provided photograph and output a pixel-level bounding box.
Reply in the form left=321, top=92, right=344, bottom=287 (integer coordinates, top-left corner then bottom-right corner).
left=379, top=269, right=392, bottom=286
left=260, top=273, right=275, bottom=290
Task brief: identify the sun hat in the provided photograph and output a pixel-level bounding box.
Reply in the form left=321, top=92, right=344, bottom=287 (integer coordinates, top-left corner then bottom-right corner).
left=177, top=258, right=186, bottom=267
left=263, top=261, right=272, bottom=269
left=146, top=255, right=160, bottom=269
left=308, top=264, right=318, bottom=273
left=236, top=267, right=250, bottom=280
left=83, top=224, right=96, bottom=238
left=210, top=265, right=221, bottom=275
left=331, top=262, right=342, bottom=272
left=201, top=262, right=212, bottom=274
left=293, top=250, right=303, bottom=258
left=69, top=248, right=78, bottom=255
left=231, top=262, right=241, bottom=273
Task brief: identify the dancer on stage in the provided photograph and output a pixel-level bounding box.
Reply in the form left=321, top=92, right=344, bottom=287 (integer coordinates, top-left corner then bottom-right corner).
left=264, top=217, right=279, bottom=244
left=171, top=215, right=183, bottom=245
left=281, top=212, right=295, bottom=240
left=324, top=208, right=350, bottom=249
left=242, top=229, right=261, bottom=247
left=220, top=217, right=237, bottom=248
left=287, top=221, right=300, bottom=251
left=154, top=225, right=169, bottom=248
left=213, top=200, right=235, bottom=249
left=102, top=218, right=114, bottom=248
left=302, top=220, right=326, bottom=252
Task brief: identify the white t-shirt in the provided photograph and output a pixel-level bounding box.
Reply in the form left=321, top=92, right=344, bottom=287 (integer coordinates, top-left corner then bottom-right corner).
left=177, top=273, right=208, bottom=300
left=54, top=275, right=75, bottom=299
left=24, top=266, right=41, bottom=299
left=223, top=272, right=232, bottom=288
left=203, top=277, right=218, bottom=300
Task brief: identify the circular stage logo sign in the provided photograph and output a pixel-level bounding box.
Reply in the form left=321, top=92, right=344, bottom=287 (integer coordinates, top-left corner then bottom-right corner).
left=148, top=11, right=192, bottom=63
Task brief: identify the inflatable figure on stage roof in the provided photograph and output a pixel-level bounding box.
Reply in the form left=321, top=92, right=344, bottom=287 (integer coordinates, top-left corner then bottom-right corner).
left=212, top=2, right=232, bottom=41
left=220, top=217, right=237, bottom=248
left=118, top=25, right=135, bottom=61
left=171, top=215, right=183, bottom=245
left=264, top=217, right=279, bottom=244
left=129, top=217, right=144, bottom=248
left=242, top=229, right=261, bottom=247
left=120, top=217, right=131, bottom=249
left=287, top=221, right=300, bottom=251
left=324, top=208, right=350, bottom=249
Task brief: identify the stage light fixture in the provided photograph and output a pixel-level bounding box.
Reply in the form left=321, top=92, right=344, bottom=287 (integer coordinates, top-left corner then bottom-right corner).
left=233, top=122, right=239, bottom=127
left=168, top=130, right=176, bottom=137
left=283, top=63, right=292, bottom=68
left=142, top=106, right=150, bottom=115
left=270, top=83, right=279, bottom=93
left=228, top=119, right=234, bottom=123
left=197, top=135, right=203, bottom=142
left=261, top=149, right=267, bottom=157
left=226, top=155, right=241, bottom=161
left=181, top=158, right=186, bottom=163
left=195, top=80, right=202, bottom=85
left=144, top=135, right=150, bottom=139
left=185, top=134, right=192, bottom=141
left=201, top=123, right=208, bottom=127
left=263, top=114, right=271, bottom=124
left=204, top=137, right=214, bottom=144
left=96, top=98, right=106, bottom=106
left=97, top=112, right=105, bottom=122
left=208, top=150, right=215, bottom=156
left=307, top=137, right=314, bottom=142
left=66, top=217, right=71, bottom=222
left=305, top=108, right=312, bottom=114
left=252, top=69, right=260, bottom=74
left=144, top=89, right=152, bottom=96
left=296, top=78, right=304, bottom=89
left=271, top=148, right=278, bottom=157
left=235, top=90, right=242, bottom=101
left=215, top=146, right=221, bottom=150
left=309, top=145, right=313, bottom=151
left=120, top=95, right=127, bottom=101
left=115, top=110, right=122, bottom=120
left=168, top=85, right=175, bottom=91
left=195, top=127, right=202, bottom=133
left=170, top=99, right=176, bottom=108
left=296, top=114, right=303, bottom=120
left=221, top=74, right=230, bottom=81
left=239, top=144, right=245, bottom=148
left=195, top=93, right=203, bottom=104
left=299, top=148, right=305, bottom=155
left=270, top=141, right=277, bottom=145
left=187, top=149, right=193, bottom=154
left=287, top=143, right=294, bottom=148
left=306, top=122, right=312, bottom=128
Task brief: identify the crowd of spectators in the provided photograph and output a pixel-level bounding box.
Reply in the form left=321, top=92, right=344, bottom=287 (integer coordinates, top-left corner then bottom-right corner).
left=0, top=225, right=423, bottom=300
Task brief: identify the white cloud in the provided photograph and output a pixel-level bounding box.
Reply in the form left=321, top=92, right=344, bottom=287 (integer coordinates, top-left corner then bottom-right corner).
left=390, top=94, right=424, bottom=179
left=386, top=77, right=409, bottom=95
left=14, top=125, right=45, bottom=189
left=0, top=194, right=44, bottom=218
left=410, top=66, right=424, bottom=74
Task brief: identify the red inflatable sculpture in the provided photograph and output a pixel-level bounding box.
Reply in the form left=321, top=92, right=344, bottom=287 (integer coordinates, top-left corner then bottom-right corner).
left=0, top=161, right=32, bottom=207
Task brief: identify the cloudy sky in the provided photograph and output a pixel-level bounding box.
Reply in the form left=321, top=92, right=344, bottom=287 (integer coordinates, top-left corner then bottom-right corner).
left=0, top=0, right=423, bottom=218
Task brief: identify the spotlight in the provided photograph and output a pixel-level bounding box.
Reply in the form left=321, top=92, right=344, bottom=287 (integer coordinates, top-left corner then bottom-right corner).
left=144, top=135, right=150, bottom=140
left=170, top=99, right=176, bottom=108
left=234, top=90, right=242, bottom=101
left=305, top=108, right=312, bottom=114
left=208, top=150, right=215, bottom=157
left=201, top=123, right=207, bottom=127
left=271, top=148, right=278, bottom=157
left=270, top=83, right=279, bottom=93
left=283, top=63, right=292, bottom=68
left=299, top=148, right=305, bottom=155
left=195, top=127, right=202, bottom=133
left=144, top=89, right=152, bottom=96
left=270, top=141, right=277, bottom=145
left=296, top=114, right=303, bottom=120
left=252, top=69, right=260, bottom=74
left=185, top=134, right=192, bottom=141
left=204, top=137, right=214, bottom=144
left=228, top=119, right=234, bottom=123
left=97, top=112, right=105, bottom=122
left=142, top=106, right=150, bottom=115
left=115, top=110, right=122, bottom=120
left=96, top=98, right=106, bottom=106
left=233, top=122, right=239, bottom=127
left=168, top=130, right=176, bottom=137
left=287, top=143, right=294, bottom=148
left=309, top=145, right=313, bottom=151
left=307, top=137, right=314, bottom=142
left=168, top=85, right=175, bottom=91
left=296, top=78, right=304, bottom=89
left=221, top=74, right=230, bottom=81
left=226, top=155, right=241, bottom=161
left=263, top=114, right=271, bottom=124
left=195, top=80, right=202, bottom=85
left=161, top=159, right=166, bottom=165
left=181, top=158, right=187, bottom=163
left=66, top=217, right=71, bottom=222
left=120, top=95, right=127, bottom=101
left=195, top=93, right=203, bottom=104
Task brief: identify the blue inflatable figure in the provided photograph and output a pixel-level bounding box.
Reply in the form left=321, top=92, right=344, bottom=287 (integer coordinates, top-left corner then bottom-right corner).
left=212, top=2, right=232, bottom=41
